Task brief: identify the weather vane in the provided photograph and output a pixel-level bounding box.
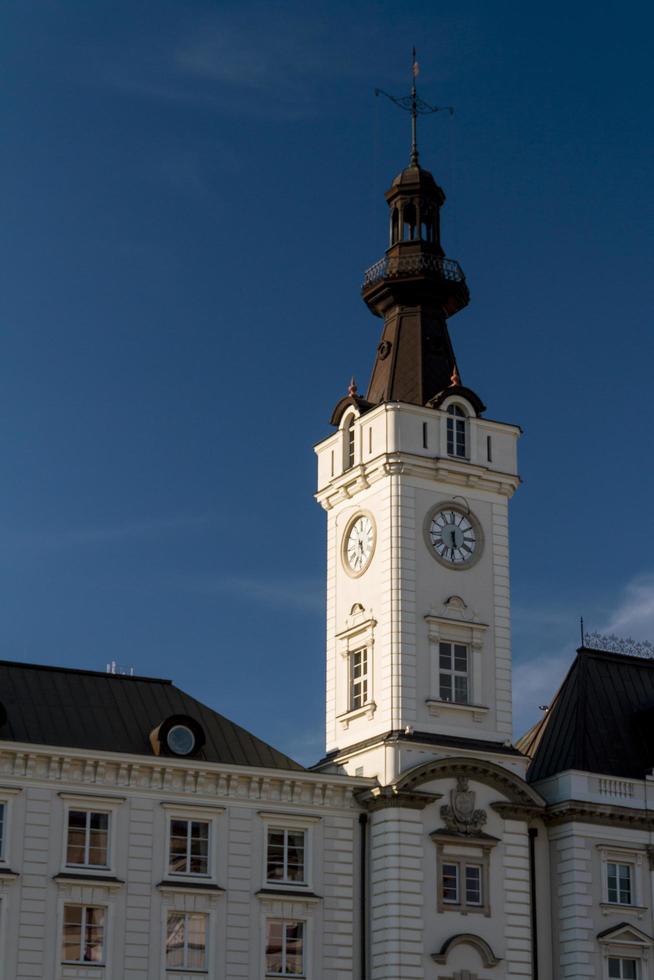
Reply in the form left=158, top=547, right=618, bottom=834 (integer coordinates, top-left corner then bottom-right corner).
left=375, top=48, right=453, bottom=167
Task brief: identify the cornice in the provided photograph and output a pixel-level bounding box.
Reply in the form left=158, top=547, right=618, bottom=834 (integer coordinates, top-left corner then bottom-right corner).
left=544, top=799, right=654, bottom=831
left=316, top=451, right=520, bottom=509
left=355, top=785, right=442, bottom=812
left=0, top=743, right=371, bottom=812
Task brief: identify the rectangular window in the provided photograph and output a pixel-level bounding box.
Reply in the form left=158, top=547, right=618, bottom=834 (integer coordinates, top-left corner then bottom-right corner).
left=446, top=411, right=467, bottom=458
left=165, top=911, right=207, bottom=971
left=267, top=829, right=306, bottom=884
left=62, top=905, right=105, bottom=963
left=0, top=802, right=5, bottom=859
left=440, top=859, right=483, bottom=911
left=422, top=421, right=428, bottom=449
left=607, top=862, right=633, bottom=904
left=439, top=642, right=469, bottom=704
left=486, top=435, right=492, bottom=462
left=265, top=919, right=305, bottom=977
left=66, top=810, right=109, bottom=868
left=169, top=819, right=210, bottom=876
left=609, top=959, right=638, bottom=980
left=465, top=864, right=482, bottom=905
left=442, top=863, right=459, bottom=903
left=350, top=648, right=369, bottom=710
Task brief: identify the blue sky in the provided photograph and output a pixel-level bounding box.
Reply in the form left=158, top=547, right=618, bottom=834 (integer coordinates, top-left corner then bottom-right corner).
left=1, top=2, right=653, bottom=763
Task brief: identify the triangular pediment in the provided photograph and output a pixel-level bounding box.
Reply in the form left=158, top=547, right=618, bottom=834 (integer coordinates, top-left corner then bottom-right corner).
left=597, top=922, right=654, bottom=946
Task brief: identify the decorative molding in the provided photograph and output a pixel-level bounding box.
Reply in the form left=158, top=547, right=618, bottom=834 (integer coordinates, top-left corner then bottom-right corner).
left=395, top=756, right=545, bottom=809
left=425, top=699, right=489, bottom=723
left=544, top=800, right=654, bottom=831
left=431, top=933, right=502, bottom=967
left=440, top=777, right=487, bottom=836
left=53, top=873, right=124, bottom=889
left=255, top=888, right=321, bottom=904
left=356, top=785, right=442, bottom=812
left=58, top=792, right=126, bottom=805
left=156, top=880, right=224, bottom=894
left=491, top=801, right=544, bottom=821
left=256, top=811, right=321, bottom=823
left=337, top=701, right=377, bottom=729
left=0, top=746, right=361, bottom=812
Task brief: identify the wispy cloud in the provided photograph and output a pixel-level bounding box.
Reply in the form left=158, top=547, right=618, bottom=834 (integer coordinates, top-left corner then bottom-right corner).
left=4, top=512, right=215, bottom=551
left=179, top=572, right=323, bottom=614
left=513, top=573, right=654, bottom=737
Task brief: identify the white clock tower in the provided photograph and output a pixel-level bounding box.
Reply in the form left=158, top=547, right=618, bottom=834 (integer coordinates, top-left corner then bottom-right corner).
left=314, top=144, right=521, bottom=785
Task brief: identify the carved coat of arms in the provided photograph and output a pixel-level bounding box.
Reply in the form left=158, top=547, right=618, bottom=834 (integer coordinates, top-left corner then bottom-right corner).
left=440, top=776, right=487, bottom=835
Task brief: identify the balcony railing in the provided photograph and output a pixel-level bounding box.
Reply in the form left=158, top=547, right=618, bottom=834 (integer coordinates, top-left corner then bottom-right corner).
left=362, top=253, right=465, bottom=290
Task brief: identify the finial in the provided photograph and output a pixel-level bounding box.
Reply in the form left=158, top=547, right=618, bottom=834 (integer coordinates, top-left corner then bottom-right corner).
left=450, top=365, right=461, bottom=386
left=375, top=52, right=454, bottom=168
left=348, top=376, right=358, bottom=397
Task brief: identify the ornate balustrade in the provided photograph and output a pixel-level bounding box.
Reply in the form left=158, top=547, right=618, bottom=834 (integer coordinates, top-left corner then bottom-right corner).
left=362, top=253, right=465, bottom=290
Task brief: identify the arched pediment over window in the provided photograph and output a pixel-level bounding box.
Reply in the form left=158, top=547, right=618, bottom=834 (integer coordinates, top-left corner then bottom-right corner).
left=395, top=756, right=545, bottom=809
left=431, top=932, right=502, bottom=967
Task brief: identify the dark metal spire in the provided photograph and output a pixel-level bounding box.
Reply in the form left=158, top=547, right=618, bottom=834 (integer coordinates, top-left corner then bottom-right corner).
left=375, top=48, right=453, bottom=167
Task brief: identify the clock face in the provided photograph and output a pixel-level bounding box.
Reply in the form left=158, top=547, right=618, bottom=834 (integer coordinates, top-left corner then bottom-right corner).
left=428, top=508, right=478, bottom=566
left=343, top=514, right=375, bottom=576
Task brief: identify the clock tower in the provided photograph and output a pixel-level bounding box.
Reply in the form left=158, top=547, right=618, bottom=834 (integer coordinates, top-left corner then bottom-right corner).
left=314, top=117, right=521, bottom=784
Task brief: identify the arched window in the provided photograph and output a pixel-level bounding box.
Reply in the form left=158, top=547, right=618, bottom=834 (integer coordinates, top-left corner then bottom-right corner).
left=447, top=404, right=467, bottom=458
left=402, top=202, right=417, bottom=241
left=390, top=207, right=399, bottom=245
left=345, top=415, right=356, bottom=469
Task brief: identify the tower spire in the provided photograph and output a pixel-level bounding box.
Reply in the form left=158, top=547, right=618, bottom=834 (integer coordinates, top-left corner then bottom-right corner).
left=375, top=49, right=453, bottom=168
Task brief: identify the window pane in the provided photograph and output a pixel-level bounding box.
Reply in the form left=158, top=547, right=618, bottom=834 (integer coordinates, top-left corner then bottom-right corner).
left=186, top=914, right=207, bottom=970
left=266, top=920, right=284, bottom=974
left=623, top=961, right=637, bottom=980
left=286, top=833, right=305, bottom=882
left=465, top=865, right=482, bottom=904
left=63, top=905, right=82, bottom=961
left=285, top=921, right=304, bottom=976
left=166, top=912, right=185, bottom=968
left=442, top=863, right=458, bottom=902
left=439, top=674, right=452, bottom=701
left=454, top=645, right=468, bottom=671
left=454, top=675, right=468, bottom=703
left=608, top=961, right=621, bottom=979
left=439, top=643, right=452, bottom=669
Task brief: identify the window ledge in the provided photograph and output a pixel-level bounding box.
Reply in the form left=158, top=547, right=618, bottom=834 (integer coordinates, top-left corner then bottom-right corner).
left=600, top=901, right=647, bottom=917
left=157, top=879, right=224, bottom=894
left=337, top=702, right=376, bottom=729
left=54, top=872, right=123, bottom=889
left=61, top=961, right=105, bottom=968
left=0, top=868, right=19, bottom=878
left=425, top=698, right=489, bottom=722
left=256, top=888, right=322, bottom=904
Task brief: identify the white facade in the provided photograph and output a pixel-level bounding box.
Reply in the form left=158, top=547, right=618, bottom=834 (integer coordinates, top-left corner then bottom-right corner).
left=0, top=742, right=367, bottom=980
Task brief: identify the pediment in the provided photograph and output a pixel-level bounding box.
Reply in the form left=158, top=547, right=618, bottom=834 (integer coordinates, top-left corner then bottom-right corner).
left=396, top=756, right=545, bottom=809
left=597, top=922, right=654, bottom=946
left=431, top=933, right=501, bottom=967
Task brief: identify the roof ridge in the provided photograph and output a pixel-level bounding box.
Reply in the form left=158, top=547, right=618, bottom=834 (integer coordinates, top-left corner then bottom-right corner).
left=0, top=659, right=172, bottom=685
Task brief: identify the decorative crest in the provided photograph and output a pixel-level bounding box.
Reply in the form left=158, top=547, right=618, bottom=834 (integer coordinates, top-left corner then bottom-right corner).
left=375, top=48, right=454, bottom=166
left=583, top=630, right=654, bottom=660
left=348, top=376, right=358, bottom=397
left=440, top=776, right=487, bottom=835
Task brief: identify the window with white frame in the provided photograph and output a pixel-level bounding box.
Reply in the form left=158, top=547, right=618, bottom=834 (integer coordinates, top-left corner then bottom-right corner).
left=66, top=810, right=109, bottom=868
left=439, top=642, right=469, bottom=703
left=441, top=860, right=483, bottom=909
left=609, top=959, right=638, bottom=980
left=165, top=911, right=207, bottom=971
left=265, top=919, right=305, bottom=977
left=607, top=861, right=633, bottom=905
left=446, top=404, right=467, bottom=458
left=168, top=818, right=210, bottom=876
left=349, top=647, right=369, bottom=710
left=62, top=904, right=105, bottom=963
left=266, top=828, right=306, bottom=885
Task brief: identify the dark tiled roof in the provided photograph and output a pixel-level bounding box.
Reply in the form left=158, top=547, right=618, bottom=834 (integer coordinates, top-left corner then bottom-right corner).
left=0, top=660, right=303, bottom=771
left=518, top=647, right=654, bottom=782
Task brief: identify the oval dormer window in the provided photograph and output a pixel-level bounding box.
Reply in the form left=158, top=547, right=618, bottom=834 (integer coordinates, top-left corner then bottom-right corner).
left=149, top=714, right=206, bottom=758
left=167, top=724, right=196, bottom=756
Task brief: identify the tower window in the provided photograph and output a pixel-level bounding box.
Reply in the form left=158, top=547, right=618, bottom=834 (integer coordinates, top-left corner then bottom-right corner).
left=447, top=404, right=468, bottom=458
left=402, top=202, right=417, bottom=241
left=390, top=207, right=399, bottom=245
left=349, top=648, right=369, bottom=710
left=439, top=642, right=469, bottom=704
left=345, top=415, right=355, bottom=469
